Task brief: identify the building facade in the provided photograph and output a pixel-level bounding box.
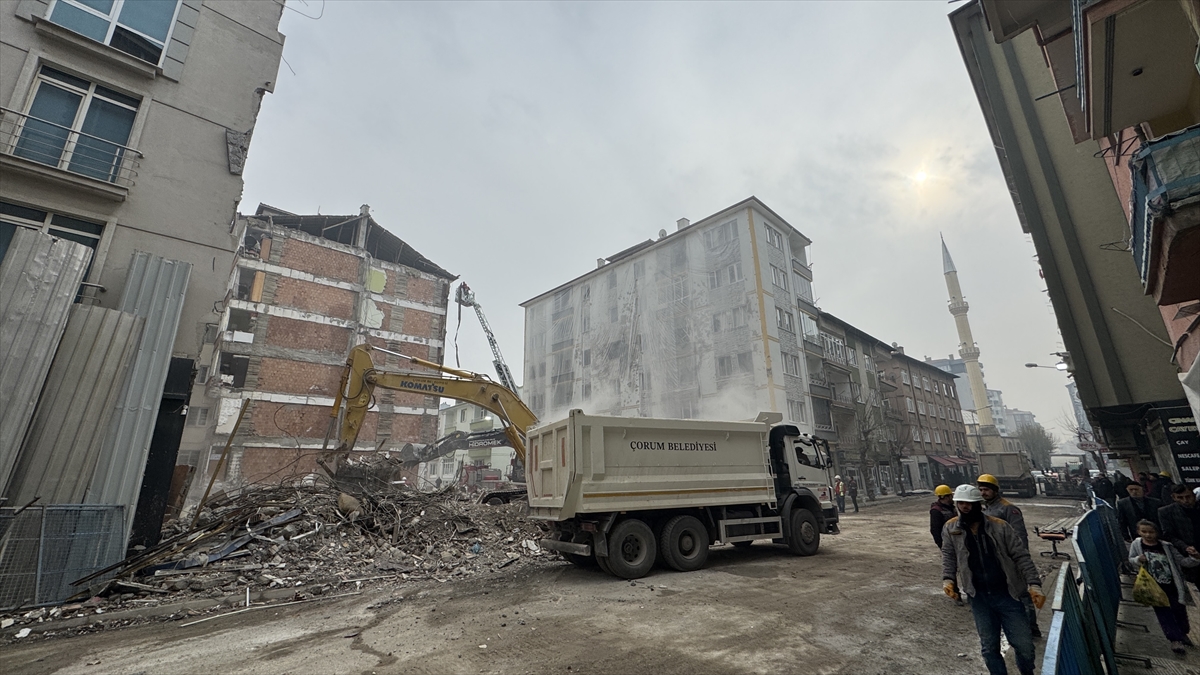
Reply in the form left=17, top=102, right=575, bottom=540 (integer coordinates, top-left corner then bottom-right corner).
left=181, top=204, right=456, bottom=484
left=951, top=1, right=1199, bottom=482
left=520, top=197, right=816, bottom=428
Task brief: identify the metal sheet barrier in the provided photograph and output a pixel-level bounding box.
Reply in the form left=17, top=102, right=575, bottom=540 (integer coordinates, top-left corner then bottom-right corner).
left=0, top=505, right=125, bottom=609
left=1043, top=501, right=1131, bottom=674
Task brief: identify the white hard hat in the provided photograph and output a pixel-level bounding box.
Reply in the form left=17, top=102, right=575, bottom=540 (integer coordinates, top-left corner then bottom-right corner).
left=953, top=484, right=984, bottom=503
left=835, top=475, right=841, bottom=479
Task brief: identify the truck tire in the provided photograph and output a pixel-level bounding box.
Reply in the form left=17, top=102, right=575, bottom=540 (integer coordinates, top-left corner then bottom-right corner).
left=659, top=515, right=709, bottom=572
left=605, top=519, right=656, bottom=579
left=787, top=509, right=820, bottom=556
left=486, top=497, right=504, bottom=506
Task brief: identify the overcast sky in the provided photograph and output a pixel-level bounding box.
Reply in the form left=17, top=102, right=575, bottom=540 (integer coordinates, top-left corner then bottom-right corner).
left=242, top=0, right=1080, bottom=442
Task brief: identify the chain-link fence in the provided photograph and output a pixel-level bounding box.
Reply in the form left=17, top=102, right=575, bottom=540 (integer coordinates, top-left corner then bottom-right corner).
left=0, top=505, right=125, bottom=610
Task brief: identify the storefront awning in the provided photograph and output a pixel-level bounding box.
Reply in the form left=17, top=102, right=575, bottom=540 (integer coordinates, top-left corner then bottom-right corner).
left=929, top=455, right=969, bottom=468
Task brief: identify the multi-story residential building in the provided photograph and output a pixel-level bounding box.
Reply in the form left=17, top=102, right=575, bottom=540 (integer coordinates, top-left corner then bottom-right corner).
left=877, top=349, right=972, bottom=491
left=520, top=197, right=816, bottom=428
left=951, top=0, right=1199, bottom=481
left=183, top=204, right=456, bottom=484
left=417, top=399, right=518, bottom=490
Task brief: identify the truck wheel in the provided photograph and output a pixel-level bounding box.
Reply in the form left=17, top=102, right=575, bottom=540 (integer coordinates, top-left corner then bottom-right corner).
left=605, top=519, right=656, bottom=579
left=787, top=509, right=820, bottom=556
left=659, top=515, right=709, bottom=572
left=486, top=497, right=504, bottom=506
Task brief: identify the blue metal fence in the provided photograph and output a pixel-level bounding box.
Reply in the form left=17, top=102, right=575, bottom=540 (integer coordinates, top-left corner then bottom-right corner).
left=1041, top=562, right=1106, bottom=675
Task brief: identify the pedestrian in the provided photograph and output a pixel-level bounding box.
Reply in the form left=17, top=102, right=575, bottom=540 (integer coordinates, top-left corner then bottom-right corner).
left=848, top=476, right=859, bottom=513
left=833, top=475, right=846, bottom=513
left=942, top=485, right=1044, bottom=675
left=930, top=485, right=956, bottom=548
left=1130, top=519, right=1199, bottom=655
left=1092, top=473, right=1115, bottom=504
left=977, top=473, right=1038, bottom=638
left=1113, top=471, right=1132, bottom=500
left=1159, top=483, right=1200, bottom=558
left=1157, top=472, right=1176, bottom=503
left=1117, top=483, right=1163, bottom=542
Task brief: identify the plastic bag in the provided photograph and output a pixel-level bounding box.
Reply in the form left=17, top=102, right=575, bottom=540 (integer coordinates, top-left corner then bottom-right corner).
left=1132, top=566, right=1170, bottom=608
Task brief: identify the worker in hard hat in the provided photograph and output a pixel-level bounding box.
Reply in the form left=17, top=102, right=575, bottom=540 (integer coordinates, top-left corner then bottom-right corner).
left=833, top=475, right=846, bottom=513
left=941, top=485, right=1044, bottom=675
left=930, top=485, right=956, bottom=548
left=977, top=473, right=1037, bottom=638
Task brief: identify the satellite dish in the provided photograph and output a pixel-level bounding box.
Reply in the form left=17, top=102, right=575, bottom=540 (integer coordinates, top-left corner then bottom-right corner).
left=658, top=229, right=668, bottom=239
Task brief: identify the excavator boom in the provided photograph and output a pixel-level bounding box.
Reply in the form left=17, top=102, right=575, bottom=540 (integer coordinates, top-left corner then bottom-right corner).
left=329, top=344, right=536, bottom=468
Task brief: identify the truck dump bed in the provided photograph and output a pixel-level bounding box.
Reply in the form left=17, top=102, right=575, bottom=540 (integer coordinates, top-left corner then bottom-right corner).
left=979, top=452, right=1030, bottom=477
left=526, top=411, right=776, bottom=521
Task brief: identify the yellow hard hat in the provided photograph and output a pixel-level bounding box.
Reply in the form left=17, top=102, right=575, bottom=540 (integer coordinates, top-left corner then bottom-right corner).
left=935, top=485, right=954, bottom=496
left=1160, top=471, right=1171, bottom=477
left=977, top=474, right=999, bottom=488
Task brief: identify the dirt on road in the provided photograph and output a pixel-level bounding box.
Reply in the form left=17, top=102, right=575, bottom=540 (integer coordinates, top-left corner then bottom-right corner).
left=2, top=497, right=1082, bottom=675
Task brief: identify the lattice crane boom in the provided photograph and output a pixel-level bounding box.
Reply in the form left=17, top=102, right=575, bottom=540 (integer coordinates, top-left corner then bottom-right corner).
left=455, top=282, right=518, bottom=393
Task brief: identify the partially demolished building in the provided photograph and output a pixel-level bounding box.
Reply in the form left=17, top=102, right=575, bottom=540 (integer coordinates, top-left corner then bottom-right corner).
left=520, top=197, right=818, bottom=428
left=180, top=204, right=456, bottom=485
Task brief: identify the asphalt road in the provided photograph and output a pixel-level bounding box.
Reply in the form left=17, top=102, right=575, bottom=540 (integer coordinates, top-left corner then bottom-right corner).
left=3, top=496, right=1083, bottom=675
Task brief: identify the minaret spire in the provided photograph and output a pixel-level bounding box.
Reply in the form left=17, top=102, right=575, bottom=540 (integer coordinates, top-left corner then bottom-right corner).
left=942, top=237, right=998, bottom=434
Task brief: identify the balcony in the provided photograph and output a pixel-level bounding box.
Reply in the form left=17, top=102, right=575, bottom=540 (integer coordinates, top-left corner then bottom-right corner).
left=0, top=107, right=139, bottom=200
left=791, top=257, right=812, bottom=280
left=1130, top=124, right=1200, bottom=305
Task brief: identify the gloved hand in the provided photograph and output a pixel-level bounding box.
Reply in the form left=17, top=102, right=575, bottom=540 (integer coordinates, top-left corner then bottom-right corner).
left=943, top=580, right=959, bottom=601
left=1029, top=586, right=1046, bottom=610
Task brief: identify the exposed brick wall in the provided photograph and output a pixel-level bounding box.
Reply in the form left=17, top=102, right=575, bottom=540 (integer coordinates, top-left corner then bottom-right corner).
left=390, top=413, right=427, bottom=442
left=257, top=357, right=343, bottom=397
left=401, top=307, right=436, bottom=338
left=405, top=276, right=442, bottom=304
left=273, top=277, right=355, bottom=320
left=240, top=447, right=324, bottom=483
left=250, top=401, right=331, bottom=440
left=265, top=314, right=351, bottom=352
left=279, top=237, right=361, bottom=284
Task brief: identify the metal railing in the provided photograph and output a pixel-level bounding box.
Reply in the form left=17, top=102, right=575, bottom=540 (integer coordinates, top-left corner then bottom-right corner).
left=0, top=107, right=140, bottom=187
left=0, top=505, right=126, bottom=609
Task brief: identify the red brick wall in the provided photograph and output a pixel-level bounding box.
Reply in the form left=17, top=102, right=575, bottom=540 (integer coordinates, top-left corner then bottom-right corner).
left=240, top=447, right=324, bottom=483
left=250, top=401, right=330, bottom=439
left=273, top=277, right=355, bottom=320
left=279, top=237, right=361, bottom=284
left=257, top=358, right=343, bottom=397
left=405, top=276, right=442, bottom=304
left=265, top=315, right=351, bottom=352
left=401, top=307, right=437, bottom=338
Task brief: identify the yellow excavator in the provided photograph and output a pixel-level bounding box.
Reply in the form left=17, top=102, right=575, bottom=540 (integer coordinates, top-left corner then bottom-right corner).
left=323, top=343, right=537, bottom=489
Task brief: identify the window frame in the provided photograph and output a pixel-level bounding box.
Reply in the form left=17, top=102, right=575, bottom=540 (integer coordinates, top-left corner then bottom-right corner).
left=770, top=264, right=788, bottom=291
left=901, top=371, right=910, bottom=385
left=45, top=0, right=183, bottom=67
left=765, top=226, right=783, bottom=250
left=775, top=307, right=795, bottom=333
left=782, top=351, right=801, bottom=377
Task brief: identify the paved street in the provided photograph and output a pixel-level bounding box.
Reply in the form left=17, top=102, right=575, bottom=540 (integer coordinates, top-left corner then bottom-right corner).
left=4, top=497, right=1098, bottom=675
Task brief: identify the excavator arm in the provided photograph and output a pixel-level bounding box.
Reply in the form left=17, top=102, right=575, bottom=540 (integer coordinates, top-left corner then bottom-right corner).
left=328, top=344, right=537, bottom=467
left=396, top=428, right=511, bottom=467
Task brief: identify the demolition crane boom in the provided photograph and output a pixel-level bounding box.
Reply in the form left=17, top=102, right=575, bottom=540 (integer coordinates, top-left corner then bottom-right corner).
left=454, top=282, right=518, bottom=393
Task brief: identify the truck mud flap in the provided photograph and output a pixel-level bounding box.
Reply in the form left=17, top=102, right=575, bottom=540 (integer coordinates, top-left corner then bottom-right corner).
left=540, top=538, right=592, bottom=557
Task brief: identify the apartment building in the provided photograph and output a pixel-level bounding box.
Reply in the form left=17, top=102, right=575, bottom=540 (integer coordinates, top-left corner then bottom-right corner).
left=520, top=197, right=816, bottom=428
left=182, top=204, right=456, bottom=484
left=877, top=350, right=971, bottom=490
left=417, top=400, right=516, bottom=490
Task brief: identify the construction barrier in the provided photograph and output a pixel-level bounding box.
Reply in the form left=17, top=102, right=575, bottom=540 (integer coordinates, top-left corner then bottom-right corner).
left=1041, top=500, right=1129, bottom=675
left=0, top=505, right=125, bottom=609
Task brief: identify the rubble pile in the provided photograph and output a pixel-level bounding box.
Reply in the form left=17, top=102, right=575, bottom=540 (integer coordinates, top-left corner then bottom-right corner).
left=3, top=479, right=551, bottom=631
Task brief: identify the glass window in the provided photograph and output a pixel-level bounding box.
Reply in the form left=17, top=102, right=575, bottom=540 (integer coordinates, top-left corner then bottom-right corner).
left=794, top=274, right=814, bottom=303
left=906, top=397, right=914, bottom=412
left=737, top=351, right=753, bottom=373
left=788, top=398, right=807, bottom=423
left=765, top=226, right=783, bottom=250
left=782, top=352, right=801, bottom=376
left=717, top=356, right=733, bottom=378
left=912, top=427, right=920, bottom=441
left=775, top=308, right=794, bottom=333
left=917, top=400, right=926, bottom=415
left=847, top=348, right=858, bottom=367
left=703, top=220, right=738, bottom=249
left=0, top=200, right=104, bottom=278
left=770, top=264, right=788, bottom=290
left=800, top=313, right=819, bottom=342
left=901, top=371, right=910, bottom=385
left=48, top=0, right=180, bottom=64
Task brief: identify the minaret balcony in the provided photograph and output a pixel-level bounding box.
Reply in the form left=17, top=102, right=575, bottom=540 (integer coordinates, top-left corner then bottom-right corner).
left=948, top=300, right=969, bottom=316
left=959, top=346, right=981, bottom=360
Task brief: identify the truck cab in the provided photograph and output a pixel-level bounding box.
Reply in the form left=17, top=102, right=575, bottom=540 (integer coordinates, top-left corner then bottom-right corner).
left=767, top=422, right=840, bottom=535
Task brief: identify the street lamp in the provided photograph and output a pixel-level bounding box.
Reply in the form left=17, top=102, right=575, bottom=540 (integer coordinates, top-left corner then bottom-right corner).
left=1025, top=362, right=1068, bottom=371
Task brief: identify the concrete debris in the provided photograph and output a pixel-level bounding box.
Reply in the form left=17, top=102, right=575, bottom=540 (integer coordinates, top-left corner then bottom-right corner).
left=1, top=479, right=548, bottom=635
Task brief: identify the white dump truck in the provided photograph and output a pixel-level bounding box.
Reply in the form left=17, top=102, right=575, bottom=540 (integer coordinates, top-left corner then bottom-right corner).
left=530, top=410, right=839, bottom=579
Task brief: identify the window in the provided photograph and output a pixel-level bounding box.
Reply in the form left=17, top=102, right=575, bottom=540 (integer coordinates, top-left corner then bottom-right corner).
left=922, top=430, right=931, bottom=442
left=581, top=312, right=591, bottom=332
left=906, top=397, right=915, bottom=412
left=583, top=349, right=591, bottom=366
left=847, top=348, right=858, bottom=367
left=899, top=370, right=910, bottom=385
left=938, top=406, right=946, bottom=419
left=933, top=430, right=941, bottom=444
left=775, top=307, right=794, bottom=333
left=770, top=264, right=788, bottom=290
left=703, top=220, right=738, bottom=249
left=712, top=312, right=723, bottom=333
left=14, top=67, right=140, bottom=184
left=788, top=398, right=807, bottom=424
left=794, top=275, right=814, bottom=303
left=800, top=313, right=819, bottom=343
left=188, top=407, right=209, bottom=426
left=607, top=273, right=616, bottom=289
left=552, top=289, right=571, bottom=313
left=658, top=275, right=688, bottom=305
left=765, top=226, right=783, bottom=250
left=922, top=376, right=931, bottom=391
left=459, top=409, right=467, bottom=423
left=850, top=382, right=863, bottom=403
left=582, top=381, right=591, bottom=400
left=737, top=351, right=753, bottom=373
left=196, top=365, right=209, bottom=384
left=782, top=352, right=801, bottom=377
left=726, top=262, right=743, bottom=284
left=47, top=0, right=181, bottom=64
left=821, top=333, right=846, bottom=363
left=912, top=427, right=921, bottom=442
left=731, top=306, right=747, bottom=329
left=0, top=201, right=104, bottom=267
left=717, top=356, right=734, bottom=378
left=917, top=400, right=926, bottom=415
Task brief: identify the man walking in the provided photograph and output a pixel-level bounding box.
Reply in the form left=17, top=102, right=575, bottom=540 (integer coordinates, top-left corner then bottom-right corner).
left=1160, top=483, right=1200, bottom=557
left=977, top=473, right=1037, bottom=638
left=942, top=485, right=1044, bottom=675
left=848, top=476, right=860, bottom=513
left=1116, top=482, right=1162, bottom=541
left=930, top=485, right=956, bottom=548
left=833, top=475, right=846, bottom=514
left=1092, top=473, right=1115, bottom=504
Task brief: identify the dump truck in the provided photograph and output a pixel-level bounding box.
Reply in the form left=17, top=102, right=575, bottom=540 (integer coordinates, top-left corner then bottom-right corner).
left=978, top=451, right=1036, bottom=498
left=532, top=410, right=839, bottom=579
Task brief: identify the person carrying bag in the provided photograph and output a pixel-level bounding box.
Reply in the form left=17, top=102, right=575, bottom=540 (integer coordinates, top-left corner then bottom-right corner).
left=1130, top=519, right=1199, bottom=655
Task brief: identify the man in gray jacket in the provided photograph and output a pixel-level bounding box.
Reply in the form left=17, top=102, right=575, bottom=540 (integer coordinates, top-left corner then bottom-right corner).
left=942, top=485, right=1044, bottom=675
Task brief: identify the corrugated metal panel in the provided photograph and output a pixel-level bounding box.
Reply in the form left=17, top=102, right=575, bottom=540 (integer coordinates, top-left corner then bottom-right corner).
left=5, top=305, right=144, bottom=504
left=0, top=228, right=92, bottom=492
left=86, top=253, right=191, bottom=537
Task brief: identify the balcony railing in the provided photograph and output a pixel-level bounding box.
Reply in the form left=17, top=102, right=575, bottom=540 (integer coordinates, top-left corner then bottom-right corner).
left=0, top=107, right=140, bottom=188
left=791, top=257, right=812, bottom=279
left=1130, top=123, right=1200, bottom=291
